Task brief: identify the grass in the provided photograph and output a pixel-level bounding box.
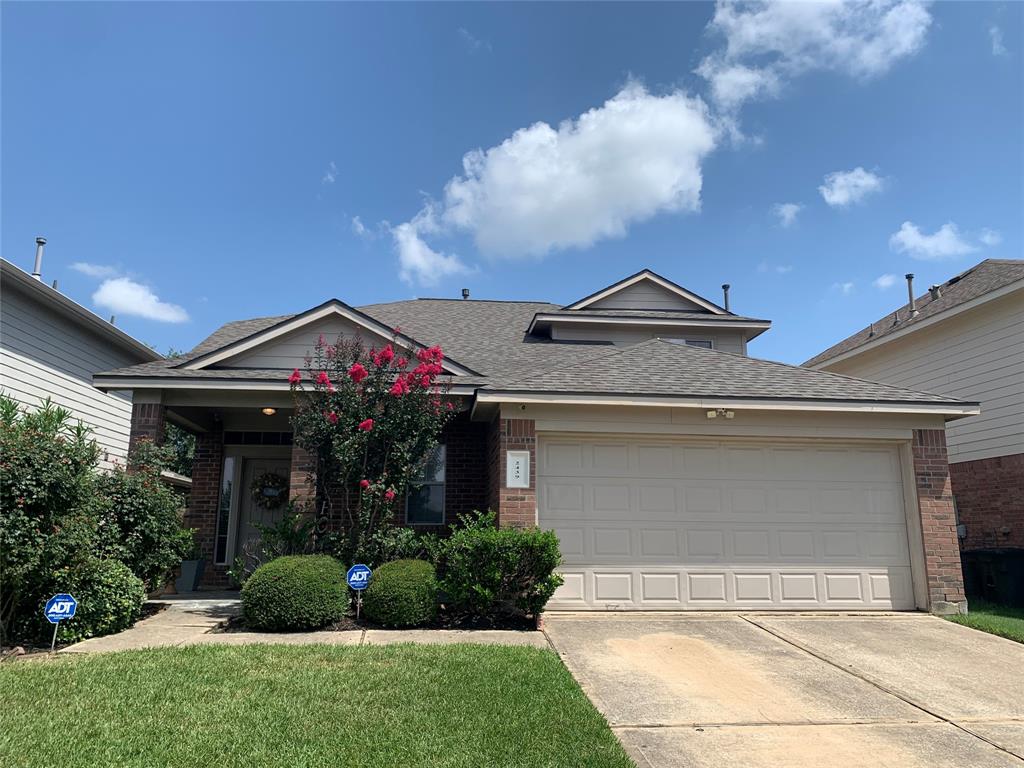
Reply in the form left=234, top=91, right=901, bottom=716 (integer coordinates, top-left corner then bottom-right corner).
left=947, top=600, right=1024, bottom=644
left=0, top=644, right=632, bottom=768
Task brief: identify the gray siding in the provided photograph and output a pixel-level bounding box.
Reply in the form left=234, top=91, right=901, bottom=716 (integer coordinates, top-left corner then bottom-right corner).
left=227, top=316, right=391, bottom=369
left=824, top=290, right=1024, bottom=464
left=550, top=323, right=747, bottom=354
left=1, top=286, right=140, bottom=469
left=589, top=281, right=706, bottom=311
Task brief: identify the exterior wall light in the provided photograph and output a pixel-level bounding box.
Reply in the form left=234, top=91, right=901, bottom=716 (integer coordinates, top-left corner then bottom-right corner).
left=706, top=408, right=735, bottom=420
left=261, top=407, right=276, bottom=416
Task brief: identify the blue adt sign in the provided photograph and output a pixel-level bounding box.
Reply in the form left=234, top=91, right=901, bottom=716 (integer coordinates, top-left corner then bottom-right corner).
left=44, top=594, right=77, bottom=624
left=346, top=564, right=372, bottom=590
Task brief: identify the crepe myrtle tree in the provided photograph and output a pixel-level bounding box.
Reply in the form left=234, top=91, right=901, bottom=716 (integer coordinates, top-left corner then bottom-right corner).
left=289, top=333, right=454, bottom=559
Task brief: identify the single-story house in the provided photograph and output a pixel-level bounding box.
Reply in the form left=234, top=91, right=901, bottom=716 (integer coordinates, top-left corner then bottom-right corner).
left=2, top=244, right=163, bottom=470
left=95, top=269, right=979, bottom=614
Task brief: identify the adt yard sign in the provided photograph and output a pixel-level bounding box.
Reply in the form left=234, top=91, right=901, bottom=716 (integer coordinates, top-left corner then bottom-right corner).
left=347, top=564, right=371, bottom=590
left=44, top=593, right=77, bottom=652
left=45, top=594, right=77, bottom=624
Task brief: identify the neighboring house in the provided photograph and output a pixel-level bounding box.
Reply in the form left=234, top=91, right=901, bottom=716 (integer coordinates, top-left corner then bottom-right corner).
left=805, top=260, right=1024, bottom=563
left=1, top=250, right=162, bottom=469
left=95, top=269, right=979, bottom=614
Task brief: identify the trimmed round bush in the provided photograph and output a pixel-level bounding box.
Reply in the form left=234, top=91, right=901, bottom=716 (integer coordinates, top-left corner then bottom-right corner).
left=362, top=559, right=438, bottom=628
left=54, top=559, right=146, bottom=644
left=242, top=555, right=347, bottom=631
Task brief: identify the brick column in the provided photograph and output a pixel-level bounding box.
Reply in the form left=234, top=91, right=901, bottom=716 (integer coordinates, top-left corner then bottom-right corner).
left=913, top=429, right=967, bottom=615
left=128, top=402, right=166, bottom=453
left=289, top=443, right=316, bottom=505
left=187, top=430, right=224, bottom=582
left=488, top=417, right=536, bottom=528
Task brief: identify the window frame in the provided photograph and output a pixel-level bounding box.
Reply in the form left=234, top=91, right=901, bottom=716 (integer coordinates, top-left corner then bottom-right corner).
left=665, top=337, right=715, bottom=349
left=405, top=444, right=446, bottom=526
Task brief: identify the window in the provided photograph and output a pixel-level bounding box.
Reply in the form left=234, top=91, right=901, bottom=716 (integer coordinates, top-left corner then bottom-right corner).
left=213, top=456, right=236, bottom=565
left=406, top=444, right=446, bottom=525
left=666, top=338, right=714, bottom=349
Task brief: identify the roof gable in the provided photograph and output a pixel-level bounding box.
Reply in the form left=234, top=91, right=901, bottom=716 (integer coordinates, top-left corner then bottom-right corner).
left=179, top=299, right=479, bottom=375
left=564, top=269, right=727, bottom=314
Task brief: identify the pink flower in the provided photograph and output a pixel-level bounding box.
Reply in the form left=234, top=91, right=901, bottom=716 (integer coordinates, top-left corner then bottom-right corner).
left=358, top=418, right=374, bottom=432
left=288, top=369, right=302, bottom=385
left=395, top=357, right=408, bottom=369
left=446, top=402, right=454, bottom=411
left=389, top=379, right=409, bottom=397
left=348, top=363, right=368, bottom=383
left=384, top=489, right=396, bottom=502
left=379, top=344, right=395, bottom=364
left=326, top=411, right=339, bottom=425
left=316, top=333, right=326, bottom=348
left=316, top=371, right=331, bottom=387
left=359, top=479, right=370, bottom=489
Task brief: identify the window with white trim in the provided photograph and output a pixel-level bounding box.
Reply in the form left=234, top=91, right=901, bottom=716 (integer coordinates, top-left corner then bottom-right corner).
left=406, top=444, right=446, bottom=525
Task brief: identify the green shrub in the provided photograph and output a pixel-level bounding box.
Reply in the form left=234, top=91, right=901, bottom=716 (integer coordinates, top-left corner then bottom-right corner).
left=434, top=512, right=563, bottom=617
left=363, top=559, right=438, bottom=627
left=242, top=555, right=347, bottom=631
left=51, top=559, right=146, bottom=644
left=94, top=453, right=193, bottom=591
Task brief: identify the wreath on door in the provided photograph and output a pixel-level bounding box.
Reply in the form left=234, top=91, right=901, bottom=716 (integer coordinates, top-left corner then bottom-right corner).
left=250, top=471, right=289, bottom=510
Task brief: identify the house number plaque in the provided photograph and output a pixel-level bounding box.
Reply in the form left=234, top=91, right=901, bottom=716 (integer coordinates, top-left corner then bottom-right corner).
left=506, top=450, right=530, bottom=489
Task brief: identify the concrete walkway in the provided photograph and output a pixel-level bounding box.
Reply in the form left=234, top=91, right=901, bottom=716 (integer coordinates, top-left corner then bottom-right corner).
left=544, top=612, right=1024, bottom=768
left=61, top=593, right=547, bottom=652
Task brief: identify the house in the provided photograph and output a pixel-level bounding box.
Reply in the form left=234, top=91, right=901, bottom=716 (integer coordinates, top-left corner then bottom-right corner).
left=94, top=269, right=979, bottom=613
left=804, top=260, right=1024, bottom=601
left=804, top=261, right=1023, bottom=547
left=1, top=242, right=162, bottom=469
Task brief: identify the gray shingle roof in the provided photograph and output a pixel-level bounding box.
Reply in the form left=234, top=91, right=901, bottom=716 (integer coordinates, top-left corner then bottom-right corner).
left=493, top=338, right=965, bottom=404
left=805, top=259, right=1024, bottom=368
left=532, top=309, right=770, bottom=322
left=96, top=294, right=973, bottom=408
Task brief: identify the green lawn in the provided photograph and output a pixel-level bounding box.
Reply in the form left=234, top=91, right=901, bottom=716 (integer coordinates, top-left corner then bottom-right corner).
left=947, top=601, right=1024, bottom=644
left=0, top=644, right=631, bottom=768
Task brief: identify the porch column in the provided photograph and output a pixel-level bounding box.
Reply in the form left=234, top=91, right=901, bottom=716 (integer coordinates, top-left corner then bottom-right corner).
left=913, top=429, right=967, bottom=615
left=188, top=430, right=224, bottom=571
left=488, top=417, right=537, bottom=528
left=128, top=402, right=166, bottom=454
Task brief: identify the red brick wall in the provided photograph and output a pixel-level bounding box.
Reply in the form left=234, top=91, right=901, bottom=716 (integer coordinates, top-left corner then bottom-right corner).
left=488, top=417, right=536, bottom=528
left=951, top=453, right=1024, bottom=551
left=289, top=443, right=316, bottom=505
left=128, top=402, right=165, bottom=453
left=912, top=429, right=967, bottom=613
left=186, top=430, right=230, bottom=587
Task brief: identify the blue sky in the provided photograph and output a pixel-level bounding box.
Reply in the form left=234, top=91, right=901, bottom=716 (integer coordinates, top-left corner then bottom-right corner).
left=2, top=1, right=1020, bottom=364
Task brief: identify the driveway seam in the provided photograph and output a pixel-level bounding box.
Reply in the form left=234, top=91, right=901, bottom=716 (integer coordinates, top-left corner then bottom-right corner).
left=740, top=615, right=1024, bottom=764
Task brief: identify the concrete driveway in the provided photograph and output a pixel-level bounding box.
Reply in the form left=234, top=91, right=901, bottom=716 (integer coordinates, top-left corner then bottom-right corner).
left=543, top=613, right=1024, bottom=768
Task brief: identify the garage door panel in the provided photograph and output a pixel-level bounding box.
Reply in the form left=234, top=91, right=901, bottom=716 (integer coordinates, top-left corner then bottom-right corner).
left=539, top=437, right=915, bottom=611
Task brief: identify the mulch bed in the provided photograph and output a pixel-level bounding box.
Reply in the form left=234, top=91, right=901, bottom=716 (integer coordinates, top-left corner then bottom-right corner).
left=217, top=610, right=537, bottom=634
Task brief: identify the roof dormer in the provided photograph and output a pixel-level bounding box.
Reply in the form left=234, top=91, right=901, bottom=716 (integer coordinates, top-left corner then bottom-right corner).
left=528, top=269, right=771, bottom=354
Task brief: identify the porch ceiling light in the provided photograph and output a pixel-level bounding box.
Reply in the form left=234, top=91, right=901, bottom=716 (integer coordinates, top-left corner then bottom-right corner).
left=261, top=407, right=276, bottom=416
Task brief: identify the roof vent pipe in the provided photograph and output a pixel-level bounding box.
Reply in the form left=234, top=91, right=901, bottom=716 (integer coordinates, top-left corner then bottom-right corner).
left=905, top=274, right=917, bottom=317
left=51, top=279, right=58, bottom=290
left=868, top=322, right=875, bottom=338
left=109, top=315, right=116, bottom=325
left=32, top=237, right=46, bottom=280
left=721, top=284, right=731, bottom=312
left=461, top=288, right=470, bottom=300
left=929, top=284, right=942, bottom=301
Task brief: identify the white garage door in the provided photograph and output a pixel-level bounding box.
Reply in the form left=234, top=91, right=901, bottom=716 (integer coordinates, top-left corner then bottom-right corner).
left=538, top=437, right=915, bottom=611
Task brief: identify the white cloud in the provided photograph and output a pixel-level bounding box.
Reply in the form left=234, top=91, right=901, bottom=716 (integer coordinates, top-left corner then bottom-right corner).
left=698, top=0, right=932, bottom=111
left=92, top=277, right=189, bottom=323
left=322, top=161, right=337, bottom=185
left=773, top=202, right=802, bottom=227
left=392, top=205, right=471, bottom=286
left=889, top=221, right=977, bottom=260
left=458, top=27, right=491, bottom=53
left=873, top=273, right=899, bottom=289
left=390, top=82, right=718, bottom=282
left=70, top=262, right=119, bottom=279
left=351, top=216, right=369, bottom=238
left=832, top=281, right=855, bottom=295
left=819, top=167, right=884, bottom=207
left=979, top=228, right=1002, bottom=247
left=990, top=26, right=1008, bottom=57
left=757, top=261, right=794, bottom=274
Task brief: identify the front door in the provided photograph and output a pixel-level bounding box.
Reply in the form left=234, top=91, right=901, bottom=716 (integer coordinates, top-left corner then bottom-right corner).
left=236, top=457, right=292, bottom=562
